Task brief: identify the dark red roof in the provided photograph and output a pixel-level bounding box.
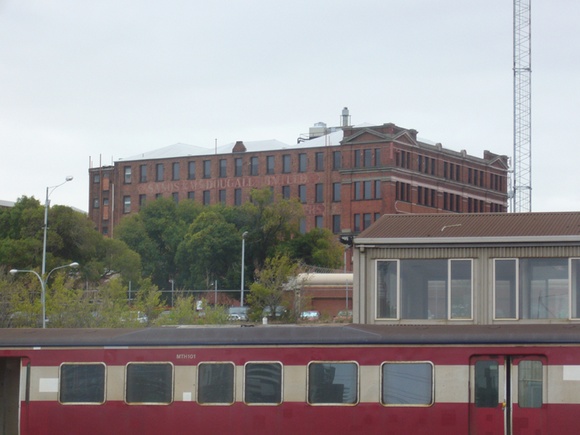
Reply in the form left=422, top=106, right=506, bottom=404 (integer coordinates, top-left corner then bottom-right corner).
left=357, top=212, right=580, bottom=241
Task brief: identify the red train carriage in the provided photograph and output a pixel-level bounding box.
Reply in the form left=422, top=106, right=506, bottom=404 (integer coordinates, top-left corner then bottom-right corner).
left=0, top=324, right=579, bottom=435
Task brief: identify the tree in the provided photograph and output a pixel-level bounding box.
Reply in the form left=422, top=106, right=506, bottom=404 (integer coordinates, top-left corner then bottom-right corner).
left=175, top=211, right=241, bottom=289
left=280, top=227, right=343, bottom=269
left=246, top=254, right=299, bottom=322
left=239, top=188, right=303, bottom=272
left=133, top=278, right=164, bottom=326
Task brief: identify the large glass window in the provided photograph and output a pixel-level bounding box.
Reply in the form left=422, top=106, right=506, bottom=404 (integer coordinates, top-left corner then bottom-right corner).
left=381, top=362, right=433, bottom=406
left=572, top=259, right=580, bottom=318
left=494, top=258, right=569, bottom=320
left=376, top=259, right=472, bottom=320
left=125, top=363, right=173, bottom=404
left=60, top=363, right=105, bottom=404
left=308, top=362, right=358, bottom=405
left=244, top=362, right=282, bottom=404
left=198, top=363, right=234, bottom=404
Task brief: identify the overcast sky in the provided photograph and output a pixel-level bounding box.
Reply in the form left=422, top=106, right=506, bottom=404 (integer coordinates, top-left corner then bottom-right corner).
left=1, top=1, right=578, bottom=213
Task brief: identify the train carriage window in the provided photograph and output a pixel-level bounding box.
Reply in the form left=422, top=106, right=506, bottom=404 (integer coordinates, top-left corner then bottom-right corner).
left=244, top=362, right=282, bottom=405
left=381, top=362, right=433, bottom=406
left=60, top=363, right=105, bottom=404
left=198, top=362, right=234, bottom=405
left=307, top=362, right=358, bottom=405
left=518, top=360, right=543, bottom=408
left=125, top=363, right=173, bottom=404
left=474, top=360, right=499, bottom=408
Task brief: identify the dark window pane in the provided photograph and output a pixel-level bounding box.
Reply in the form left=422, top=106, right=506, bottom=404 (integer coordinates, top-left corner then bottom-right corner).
left=60, top=364, right=105, bottom=404
left=308, top=362, right=357, bottom=404
left=198, top=363, right=234, bottom=404
left=475, top=361, right=498, bottom=408
left=382, top=363, right=432, bottom=405
left=245, top=363, right=282, bottom=404
left=126, top=363, right=172, bottom=404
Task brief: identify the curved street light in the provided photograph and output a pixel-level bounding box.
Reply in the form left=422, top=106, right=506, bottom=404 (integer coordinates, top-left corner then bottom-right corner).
left=10, top=263, right=79, bottom=329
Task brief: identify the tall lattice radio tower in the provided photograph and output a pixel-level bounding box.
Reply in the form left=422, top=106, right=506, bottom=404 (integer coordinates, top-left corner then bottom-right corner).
left=512, top=0, right=532, bottom=212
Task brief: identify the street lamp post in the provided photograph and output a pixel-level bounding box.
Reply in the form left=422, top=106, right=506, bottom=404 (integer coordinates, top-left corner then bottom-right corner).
left=42, top=176, right=73, bottom=280
left=10, top=262, right=79, bottom=328
left=240, top=231, right=248, bottom=307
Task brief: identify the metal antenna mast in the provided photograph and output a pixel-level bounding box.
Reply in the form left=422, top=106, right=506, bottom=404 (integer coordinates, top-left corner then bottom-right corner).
left=512, top=0, right=532, bottom=212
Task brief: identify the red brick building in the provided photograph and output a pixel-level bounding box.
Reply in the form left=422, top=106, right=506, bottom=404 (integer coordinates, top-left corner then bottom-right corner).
left=88, top=119, right=509, bottom=238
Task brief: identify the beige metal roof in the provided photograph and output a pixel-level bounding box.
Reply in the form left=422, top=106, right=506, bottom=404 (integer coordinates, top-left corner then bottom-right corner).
left=357, top=212, right=580, bottom=243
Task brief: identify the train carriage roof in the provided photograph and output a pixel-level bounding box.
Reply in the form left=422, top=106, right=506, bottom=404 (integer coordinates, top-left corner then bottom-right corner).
left=0, top=324, right=579, bottom=348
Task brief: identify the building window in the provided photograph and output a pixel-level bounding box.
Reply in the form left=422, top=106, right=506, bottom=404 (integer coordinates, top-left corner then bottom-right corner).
left=124, top=166, right=132, bottom=184
left=299, top=217, right=306, bottom=234
left=139, top=194, right=146, bottom=208
left=315, top=152, right=324, bottom=171
left=299, top=153, right=307, bottom=172
left=315, top=215, right=323, bottom=228
left=395, top=182, right=410, bottom=202
left=93, top=197, right=99, bottom=209
left=381, top=363, right=433, bottom=406
left=219, top=190, right=226, bottom=204
left=123, top=196, right=131, bottom=214
left=250, top=157, right=259, bottom=176
left=203, top=160, right=211, bottom=178
left=353, top=214, right=361, bottom=232
left=203, top=190, right=211, bottom=205
left=375, top=180, right=381, bottom=199
left=266, top=156, right=275, bottom=174
left=376, top=259, right=473, bottom=320
left=219, top=159, right=227, bottom=178
left=60, top=363, right=105, bottom=404
left=139, top=164, right=147, bottom=183
left=333, top=151, right=341, bottom=170
left=307, top=362, right=358, bottom=405
left=188, top=191, right=195, bottom=200
left=282, top=155, right=291, bottom=173
left=198, top=363, right=234, bottom=405
left=93, top=173, right=100, bottom=183
left=333, top=183, right=341, bottom=202
left=282, top=185, right=290, bottom=199
left=234, top=158, right=242, bottom=177
left=172, top=162, right=180, bottom=181
left=126, top=363, right=173, bottom=404
left=363, top=181, right=372, bottom=200
left=354, top=150, right=361, bottom=168
left=172, top=192, right=179, bottom=204
left=494, top=258, right=569, bottom=320
left=315, top=184, right=324, bottom=203
left=375, top=148, right=381, bottom=167
left=299, top=185, right=307, bottom=203
left=364, top=149, right=372, bottom=167
left=234, top=188, right=242, bottom=206
left=156, top=164, right=164, bottom=182
left=155, top=193, right=163, bottom=199
left=332, top=215, right=341, bottom=234
left=188, top=161, right=196, bottom=180
left=354, top=181, right=361, bottom=200
left=363, top=213, right=371, bottom=230
left=244, top=362, right=282, bottom=405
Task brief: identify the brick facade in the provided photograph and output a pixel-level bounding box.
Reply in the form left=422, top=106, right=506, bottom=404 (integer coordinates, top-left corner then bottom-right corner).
left=88, top=122, right=509, bottom=238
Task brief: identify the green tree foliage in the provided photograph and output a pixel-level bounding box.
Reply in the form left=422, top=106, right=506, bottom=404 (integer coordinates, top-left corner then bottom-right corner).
left=133, top=278, right=164, bottom=326
left=175, top=211, right=240, bottom=289
left=280, top=227, right=343, bottom=269
left=0, top=196, right=141, bottom=287
left=239, top=189, right=303, bottom=271
left=246, top=254, right=299, bottom=321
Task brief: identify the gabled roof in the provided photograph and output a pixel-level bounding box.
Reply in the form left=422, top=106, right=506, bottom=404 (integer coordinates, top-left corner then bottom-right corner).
left=356, top=212, right=580, bottom=245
